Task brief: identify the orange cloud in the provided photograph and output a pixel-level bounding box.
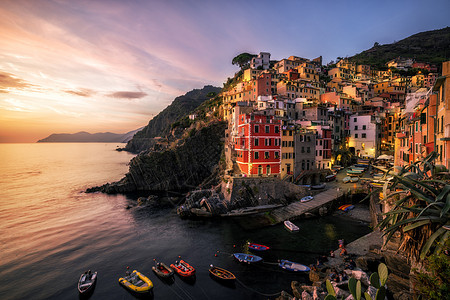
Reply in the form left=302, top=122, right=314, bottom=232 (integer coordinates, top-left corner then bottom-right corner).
left=0, top=71, right=33, bottom=92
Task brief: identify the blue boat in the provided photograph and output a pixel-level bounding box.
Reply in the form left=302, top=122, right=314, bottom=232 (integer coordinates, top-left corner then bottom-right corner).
left=279, top=259, right=310, bottom=272
left=233, top=253, right=263, bottom=264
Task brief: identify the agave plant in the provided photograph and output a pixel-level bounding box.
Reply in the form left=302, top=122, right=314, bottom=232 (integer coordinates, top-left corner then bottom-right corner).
left=376, top=151, right=450, bottom=260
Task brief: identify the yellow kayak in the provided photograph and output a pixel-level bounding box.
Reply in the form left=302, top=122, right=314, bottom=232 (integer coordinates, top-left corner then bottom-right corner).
left=119, top=270, right=153, bottom=293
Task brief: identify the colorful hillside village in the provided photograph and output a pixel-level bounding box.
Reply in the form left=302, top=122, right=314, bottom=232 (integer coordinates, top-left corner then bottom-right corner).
left=220, top=52, right=449, bottom=183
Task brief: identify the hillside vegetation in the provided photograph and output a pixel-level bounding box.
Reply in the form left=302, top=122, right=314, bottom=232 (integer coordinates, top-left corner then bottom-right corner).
left=350, top=27, right=450, bottom=68
left=123, top=85, right=221, bottom=153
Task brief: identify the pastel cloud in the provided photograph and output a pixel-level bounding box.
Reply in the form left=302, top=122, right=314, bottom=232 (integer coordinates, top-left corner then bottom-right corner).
left=0, top=71, right=33, bottom=91
left=107, top=91, right=147, bottom=99
left=64, top=88, right=96, bottom=97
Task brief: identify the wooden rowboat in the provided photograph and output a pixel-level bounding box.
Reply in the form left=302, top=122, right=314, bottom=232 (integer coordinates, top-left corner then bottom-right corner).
left=209, top=265, right=236, bottom=282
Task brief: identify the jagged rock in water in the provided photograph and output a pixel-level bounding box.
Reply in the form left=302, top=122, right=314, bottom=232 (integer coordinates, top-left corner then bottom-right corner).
left=90, top=121, right=226, bottom=194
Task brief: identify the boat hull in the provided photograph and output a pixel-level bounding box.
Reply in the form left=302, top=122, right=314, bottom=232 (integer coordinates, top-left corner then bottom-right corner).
left=233, top=253, right=262, bottom=264
left=78, top=272, right=97, bottom=295
left=170, top=260, right=196, bottom=278
left=119, top=270, right=153, bottom=293
left=284, top=220, right=299, bottom=231
left=209, top=265, right=236, bottom=282
left=152, top=262, right=174, bottom=278
left=300, top=196, right=313, bottom=203
left=338, top=204, right=355, bottom=212
left=279, top=260, right=310, bottom=272
left=248, top=242, right=270, bottom=251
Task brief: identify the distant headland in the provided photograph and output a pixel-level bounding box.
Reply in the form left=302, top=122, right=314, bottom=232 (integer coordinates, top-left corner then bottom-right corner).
left=37, top=128, right=143, bottom=143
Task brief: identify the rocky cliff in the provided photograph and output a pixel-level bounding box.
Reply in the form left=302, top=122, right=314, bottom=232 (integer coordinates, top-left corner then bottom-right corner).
left=123, top=85, right=221, bottom=153
left=88, top=121, right=227, bottom=193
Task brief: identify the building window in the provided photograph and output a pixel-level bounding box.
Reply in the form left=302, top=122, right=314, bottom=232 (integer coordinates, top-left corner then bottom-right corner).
left=355, top=126, right=358, bottom=130
left=355, top=134, right=358, bottom=138
left=254, top=125, right=259, bottom=133
left=275, top=126, right=279, bottom=133
left=354, top=118, right=357, bottom=122
left=362, top=125, right=366, bottom=130
left=264, top=152, right=269, bottom=159
left=275, top=152, right=279, bottom=159
left=254, top=152, right=259, bottom=159
left=265, top=126, right=270, bottom=133
left=254, top=138, right=259, bottom=146
left=362, top=133, right=366, bottom=138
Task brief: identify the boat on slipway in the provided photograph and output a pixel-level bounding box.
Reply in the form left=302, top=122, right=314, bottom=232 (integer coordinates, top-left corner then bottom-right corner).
left=342, top=176, right=352, bottom=183
left=325, top=174, right=336, bottom=181
left=311, top=183, right=326, bottom=190
left=279, top=259, right=310, bottom=272
left=350, top=177, right=359, bottom=183
left=233, top=253, right=263, bottom=264
left=300, top=195, right=314, bottom=203
left=284, top=220, right=299, bottom=232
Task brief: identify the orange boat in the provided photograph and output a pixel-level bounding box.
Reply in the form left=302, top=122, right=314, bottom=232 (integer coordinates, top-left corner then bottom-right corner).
left=170, top=259, right=196, bottom=278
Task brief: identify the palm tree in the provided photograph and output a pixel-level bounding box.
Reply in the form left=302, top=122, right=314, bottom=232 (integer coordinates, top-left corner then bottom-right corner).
left=376, top=151, right=449, bottom=261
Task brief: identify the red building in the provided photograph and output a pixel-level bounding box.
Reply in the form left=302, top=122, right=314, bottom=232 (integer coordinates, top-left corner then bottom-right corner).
left=235, top=113, right=281, bottom=176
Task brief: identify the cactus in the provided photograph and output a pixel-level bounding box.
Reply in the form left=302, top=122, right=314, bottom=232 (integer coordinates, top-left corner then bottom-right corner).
left=378, top=263, right=388, bottom=286
left=325, top=263, right=389, bottom=300
left=370, top=272, right=381, bottom=289
left=375, top=286, right=386, bottom=300
left=326, top=279, right=336, bottom=296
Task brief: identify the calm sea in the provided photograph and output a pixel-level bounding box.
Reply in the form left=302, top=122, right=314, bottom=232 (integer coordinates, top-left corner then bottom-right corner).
left=0, top=143, right=371, bottom=300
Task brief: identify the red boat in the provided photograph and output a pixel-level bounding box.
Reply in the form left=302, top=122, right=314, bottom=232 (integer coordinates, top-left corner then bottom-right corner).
left=248, top=242, right=270, bottom=251
left=170, top=259, right=196, bottom=277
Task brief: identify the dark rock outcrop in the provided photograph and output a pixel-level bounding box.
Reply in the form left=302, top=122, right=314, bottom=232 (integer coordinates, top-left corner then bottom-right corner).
left=88, top=121, right=226, bottom=194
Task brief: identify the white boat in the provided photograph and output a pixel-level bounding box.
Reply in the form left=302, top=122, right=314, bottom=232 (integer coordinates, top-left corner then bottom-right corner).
left=350, top=177, right=359, bottom=183
left=284, top=220, right=299, bottom=232
left=300, top=196, right=314, bottom=203
left=342, top=176, right=352, bottom=183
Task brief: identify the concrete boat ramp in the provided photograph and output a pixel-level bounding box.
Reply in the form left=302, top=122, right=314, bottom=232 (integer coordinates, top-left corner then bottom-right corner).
left=270, top=187, right=345, bottom=223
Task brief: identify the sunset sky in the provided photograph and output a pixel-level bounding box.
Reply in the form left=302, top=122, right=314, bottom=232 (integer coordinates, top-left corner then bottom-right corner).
left=0, top=0, right=449, bottom=142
